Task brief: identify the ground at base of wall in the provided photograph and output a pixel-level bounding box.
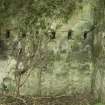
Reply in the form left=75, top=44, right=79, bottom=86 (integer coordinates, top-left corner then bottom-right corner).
left=0, top=93, right=98, bottom=105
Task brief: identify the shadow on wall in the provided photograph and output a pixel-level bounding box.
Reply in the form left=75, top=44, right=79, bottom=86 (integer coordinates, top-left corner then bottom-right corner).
left=0, top=29, right=11, bottom=60
left=0, top=39, right=8, bottom=60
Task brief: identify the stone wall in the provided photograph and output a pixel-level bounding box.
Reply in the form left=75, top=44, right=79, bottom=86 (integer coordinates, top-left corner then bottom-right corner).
left=0, top=0, right=100, bottom=97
